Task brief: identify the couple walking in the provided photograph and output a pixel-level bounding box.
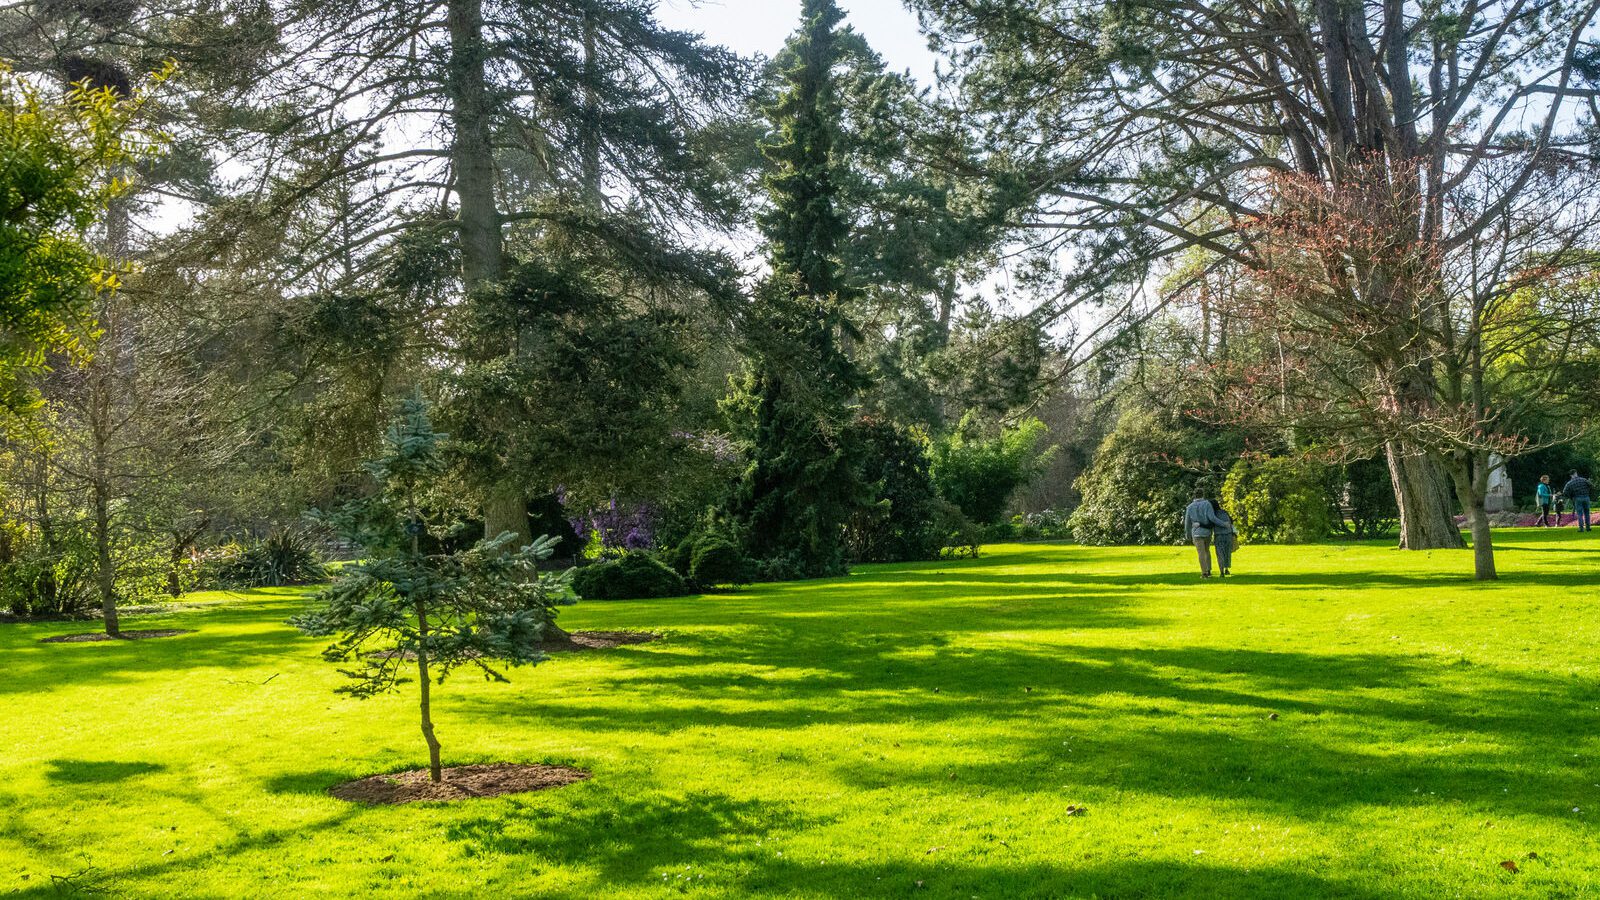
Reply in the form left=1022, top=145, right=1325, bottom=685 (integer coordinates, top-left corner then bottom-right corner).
left=1535, top=471, right=1594, bottom=531
left=1184, top=490, right=1236, bottom=578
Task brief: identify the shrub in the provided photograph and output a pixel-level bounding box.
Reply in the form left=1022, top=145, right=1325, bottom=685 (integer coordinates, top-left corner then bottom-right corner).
left=0, top=522, right=97, bottom=617
left=211, top=528, right=329, bottom=588
left=1343, top=456, right=1398, bottom=538
left=689, top=537, right=749, bottom=587
left=845, top=419, right=954, bottom=563
left=571, top=552, right=689, bottom=600
left=1012, top=508, right=1071, bottom=540
left=1221, top=456, right=1338, bottom=543
left=930, top=414, right=1057, bottom=526
left=1069, top=410, right=1236, bottom=545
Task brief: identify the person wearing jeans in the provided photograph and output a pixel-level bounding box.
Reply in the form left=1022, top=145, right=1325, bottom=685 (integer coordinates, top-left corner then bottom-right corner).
left=1563, top=470, right=1594, bottom=532
left=1183, top=490, right=1225, bottom=578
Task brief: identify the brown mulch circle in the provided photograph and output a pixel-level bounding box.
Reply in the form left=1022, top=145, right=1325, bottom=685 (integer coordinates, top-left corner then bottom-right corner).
left=370, top=630, right=660, bottom=660
left=536, top=630, right=661, bottom=652
left=328, top=763, right=591, bottom=804
left=39, top=629, right=194, bottom=644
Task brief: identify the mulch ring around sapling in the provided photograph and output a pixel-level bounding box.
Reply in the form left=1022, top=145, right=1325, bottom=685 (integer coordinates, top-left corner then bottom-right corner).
left=369, top=630, right=661, bottom=660
left=536, top=630, right=660, bottom=652
left=39, top=629, right=194, bottom=644
left=328, top=763, right=591, bottom=804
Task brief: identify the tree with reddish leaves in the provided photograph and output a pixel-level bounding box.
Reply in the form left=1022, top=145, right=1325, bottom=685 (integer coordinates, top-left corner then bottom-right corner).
left=916, top=0, right=1600, bottom=568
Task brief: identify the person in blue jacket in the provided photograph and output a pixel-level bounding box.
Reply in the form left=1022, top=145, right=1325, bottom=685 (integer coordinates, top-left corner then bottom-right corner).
left=1536, top=475, right=1555, bottom=527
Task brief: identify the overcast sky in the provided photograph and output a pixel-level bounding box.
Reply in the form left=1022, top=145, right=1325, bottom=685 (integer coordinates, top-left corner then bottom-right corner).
left=654, top=0, right=938, bottom=85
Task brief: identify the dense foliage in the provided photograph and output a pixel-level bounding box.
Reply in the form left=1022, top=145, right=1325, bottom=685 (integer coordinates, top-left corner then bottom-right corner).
left=209, top=529, right=329, bottom=589
left=1220, top=457, right=1337, bottom=545
left=1069, top=410, right=1237, bottom=545
left=728, top=0, right=869, bottom=579
left=930, top=414, right=1055, bottom=526
left=0, top=67, right=156, bottom=411
left=571, top=553, right=690, bottom=601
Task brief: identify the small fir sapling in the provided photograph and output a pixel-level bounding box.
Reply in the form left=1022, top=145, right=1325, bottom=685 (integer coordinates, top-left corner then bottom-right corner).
left=291, top=398, right=573, bottom=783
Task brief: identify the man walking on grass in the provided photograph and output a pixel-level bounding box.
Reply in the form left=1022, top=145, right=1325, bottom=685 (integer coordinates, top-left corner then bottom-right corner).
left=1562, top=470, right=1593, bottom=532
left=1184, top=489, right=1226, bottom=578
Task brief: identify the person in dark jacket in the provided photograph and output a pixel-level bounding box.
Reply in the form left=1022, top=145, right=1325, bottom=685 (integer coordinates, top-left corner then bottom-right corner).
left=1563, top=471, right=1593, bottom=532
left=1208, top=499, right=1236, bottom=577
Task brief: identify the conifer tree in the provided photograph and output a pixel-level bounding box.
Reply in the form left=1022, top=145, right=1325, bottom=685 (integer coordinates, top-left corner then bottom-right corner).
left=729, top=0, right=867, bottom=577
left=292, top=398, right=572, bottom=783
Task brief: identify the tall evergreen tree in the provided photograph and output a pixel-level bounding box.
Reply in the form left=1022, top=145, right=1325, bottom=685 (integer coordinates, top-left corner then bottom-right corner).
left=221, top=0, right=749, bottom=545
left=729, top=0, right=867, bottom=577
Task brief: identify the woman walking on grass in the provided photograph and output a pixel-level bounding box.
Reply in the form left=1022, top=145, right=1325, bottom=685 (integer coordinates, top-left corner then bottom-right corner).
left=1208, top=499, right=1237, bottom=577
left=1537, top=475, right=1555, bottom=527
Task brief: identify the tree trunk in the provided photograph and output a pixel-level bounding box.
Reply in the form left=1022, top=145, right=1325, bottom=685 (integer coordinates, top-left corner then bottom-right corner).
left=447, top=0, right=531, bottom=543
left=445, top=0, right=502, bottom=290
left=1385, top=441, right=1465, bottom=550
left=1445, top=453, right=1497, bottom=581
left=415, top=601, right=443, bottom=783
left=92, top=476, right=118, bottom=636
left=482, top=486, right=532, bottom=549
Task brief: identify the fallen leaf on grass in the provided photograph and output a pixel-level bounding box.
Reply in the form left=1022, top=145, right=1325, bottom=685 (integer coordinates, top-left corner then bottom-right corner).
left=1268, top=713, right=1279, bottom=721
left=1500, top=860, right=1519, bottom=873
left=1064, top=805, right=1087, bottom=817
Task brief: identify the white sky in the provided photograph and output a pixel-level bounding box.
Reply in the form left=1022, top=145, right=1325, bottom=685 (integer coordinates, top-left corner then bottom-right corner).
left=655, top=0, right=938, bottom=85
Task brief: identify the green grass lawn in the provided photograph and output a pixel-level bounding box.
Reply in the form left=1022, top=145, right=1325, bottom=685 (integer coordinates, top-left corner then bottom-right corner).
left=3, top=531, right=1599, bottom=898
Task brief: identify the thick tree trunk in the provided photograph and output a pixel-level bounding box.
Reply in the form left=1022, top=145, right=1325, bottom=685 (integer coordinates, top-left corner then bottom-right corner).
left=1385, top=441, right=1465, bottom=550
left=446, top=0, right=502, bottom=290
left=482, top=486, right=532, bottom=549
left=447, top=0, right=532, bottom=543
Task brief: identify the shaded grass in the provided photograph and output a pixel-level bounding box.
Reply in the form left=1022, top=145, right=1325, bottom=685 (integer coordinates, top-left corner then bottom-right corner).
left=3, top=533, right=1599, bottom=897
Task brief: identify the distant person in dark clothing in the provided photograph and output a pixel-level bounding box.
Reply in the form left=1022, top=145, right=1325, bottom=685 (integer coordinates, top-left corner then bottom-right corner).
left=1536, top=475, right=1555, bottom=527
left=1183, top=489, right=1225, bottom=578
left=1208, top=499, right=1236, bottom=577
left=1563, top=471, right=1593, bottom=532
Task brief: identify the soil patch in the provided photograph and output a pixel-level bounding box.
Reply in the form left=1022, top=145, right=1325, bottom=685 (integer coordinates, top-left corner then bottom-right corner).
left=369, top=630, right=660, bottom=660
left=328, top=763, right=590, bottom=804
left=537, top=630, right=660, bottom=652
left=39, top=629, right=194, bottom=644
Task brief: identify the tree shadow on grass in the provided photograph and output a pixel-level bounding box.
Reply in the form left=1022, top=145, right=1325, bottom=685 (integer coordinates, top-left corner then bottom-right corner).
left=457, top=625, right=1600, bottom=823
left=0, top=599, right=325, bottom=696
left=44, top=759, right=167, bottom=785
left=440, top=789, right=1395, bottom=899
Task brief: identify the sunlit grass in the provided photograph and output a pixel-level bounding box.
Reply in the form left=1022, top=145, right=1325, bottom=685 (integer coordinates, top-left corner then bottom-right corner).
left=3, top=531, right=1598, bottom=897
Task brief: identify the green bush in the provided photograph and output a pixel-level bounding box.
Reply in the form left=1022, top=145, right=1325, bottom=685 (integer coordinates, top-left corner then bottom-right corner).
left=845, top=419, right=957, bottom=563
left=210, top=528, right=329, bottom=588
left=689, top=537, right=750, bottom=587
left=1343, top=456, right=1398, bottom=538
left=1069, top=410, right=1236, bottom=545
left=930, top=414, right=1056, bottom=526
left=571, top=552, right=689, bottom=600
left=1221, top=457, right=1338, bottom=544
left=0, top=522, right=97, bottom=617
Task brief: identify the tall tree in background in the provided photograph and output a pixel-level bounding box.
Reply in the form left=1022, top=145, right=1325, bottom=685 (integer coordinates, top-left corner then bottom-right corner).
left=223, top=0, right=748, bottom=545
left=915, top=0, right=1600, bottom=560
left=729, top=0, right=866, bottom=577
